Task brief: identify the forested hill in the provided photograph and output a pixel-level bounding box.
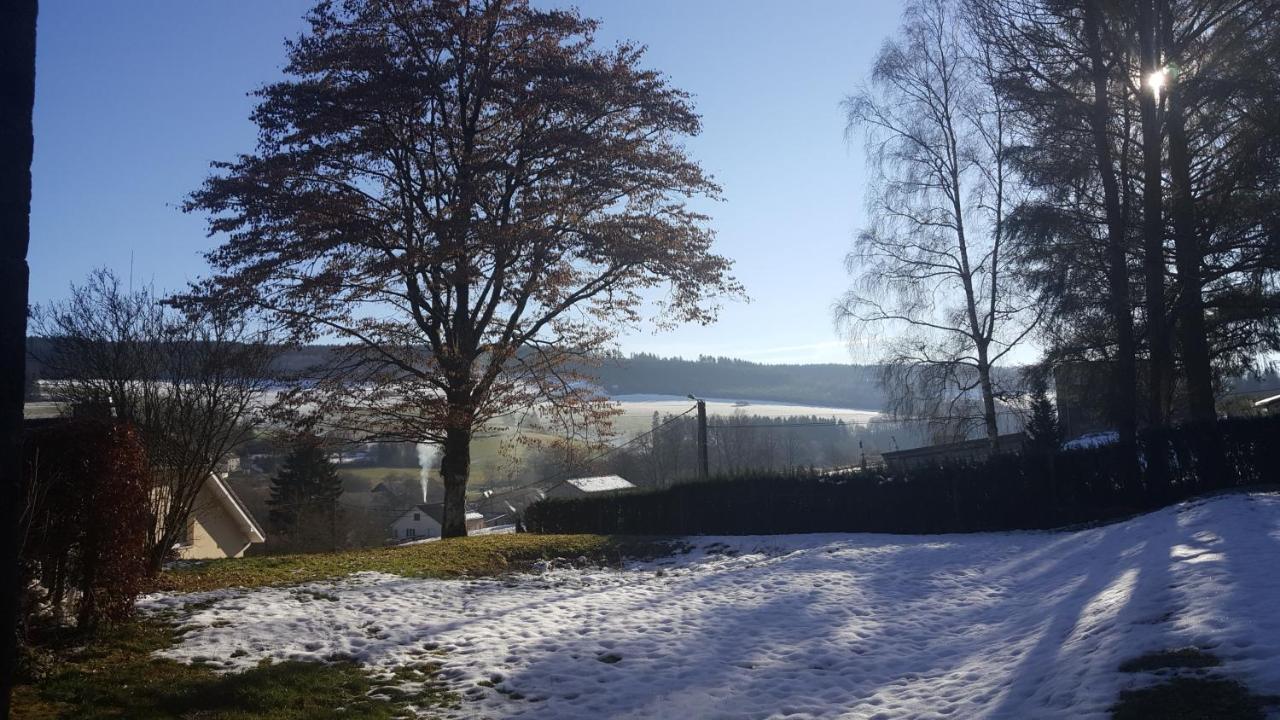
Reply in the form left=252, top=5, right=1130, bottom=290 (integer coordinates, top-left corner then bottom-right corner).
left=27, top=340, right=885, bottom=410
left=590, top=354, right=885, bottom=410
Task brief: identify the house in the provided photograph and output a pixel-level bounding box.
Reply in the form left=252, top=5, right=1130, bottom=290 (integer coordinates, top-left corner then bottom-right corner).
left=176, top=473, right=266, bottom=560
left=23, top=406, right=266, bottom=560
left=547, top=475, right=636, bottom=499
left=882, top=433, right=1027, bottom=473
left=389, top=503, right=485, bottom=541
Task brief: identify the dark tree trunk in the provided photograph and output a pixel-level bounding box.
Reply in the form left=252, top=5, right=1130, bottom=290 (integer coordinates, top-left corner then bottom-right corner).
left=1083, top=0, right=1139, bottom=448
left=1138, top=0, right=1172, bottom=427
left=0, top=0, right=37, bottom=715
left=1162, top=7, right=1216, bottom=424
left=439, top=425, right=472, bottom=538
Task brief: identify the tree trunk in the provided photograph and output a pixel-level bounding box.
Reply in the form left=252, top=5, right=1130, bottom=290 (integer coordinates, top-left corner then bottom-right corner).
left=976, top=344, right=1000, bottom=446
left=1138, top=0, right=1172, bottom=427
left=1, top=0, right=37, bottom=714
left=439, top=425, right=472, bottom=538
left=1162, top=9, right=1216, bottom=424
left=1083, top=0, right=1139, bottom=448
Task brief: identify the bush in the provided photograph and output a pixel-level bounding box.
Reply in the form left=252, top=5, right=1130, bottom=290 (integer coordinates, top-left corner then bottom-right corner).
left=524, top=415, right=1280, bottom=536
left=22, top=418, right=152, bottom=630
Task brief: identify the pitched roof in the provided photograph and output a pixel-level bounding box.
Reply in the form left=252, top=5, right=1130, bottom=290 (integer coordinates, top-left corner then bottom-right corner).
left=206, top=473, right=266, bottom=543
left=403, top=503, right=484, bottom=524
left=564, top=475, right=635, bottom=493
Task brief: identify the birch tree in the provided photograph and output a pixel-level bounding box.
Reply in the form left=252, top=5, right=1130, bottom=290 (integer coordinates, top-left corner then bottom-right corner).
left=838, top=0, right=1033, bottom=444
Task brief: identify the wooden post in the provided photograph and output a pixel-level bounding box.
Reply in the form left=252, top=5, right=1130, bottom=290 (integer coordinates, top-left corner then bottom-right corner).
left=696, top=399, right=709, bottom=482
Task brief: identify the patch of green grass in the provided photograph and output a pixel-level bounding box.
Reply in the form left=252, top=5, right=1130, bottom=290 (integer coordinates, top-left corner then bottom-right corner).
left=1111, top=677, right=1269, bottom=720
left=156, top=534, right=680, bottom=593
left=1119, top=647, right=1222, bottom=673
left=12, top=619, right=457, bottom=719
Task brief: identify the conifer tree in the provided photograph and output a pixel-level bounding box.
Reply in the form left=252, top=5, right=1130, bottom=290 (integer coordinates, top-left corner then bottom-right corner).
left=1024, top=378, right=1062, bottom=453
left=268, top=437, right=343, bottom=551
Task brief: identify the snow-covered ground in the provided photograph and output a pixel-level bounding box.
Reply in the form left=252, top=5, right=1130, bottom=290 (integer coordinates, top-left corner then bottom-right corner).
left=141, top=492, right=1280, bottom=719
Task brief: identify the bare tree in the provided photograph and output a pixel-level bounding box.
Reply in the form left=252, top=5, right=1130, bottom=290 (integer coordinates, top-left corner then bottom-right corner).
left=31, top=269, right=276, bottom=572
left=838, top=0, right=1034, bottom=445
left=185, top=0, right=739, bottom=536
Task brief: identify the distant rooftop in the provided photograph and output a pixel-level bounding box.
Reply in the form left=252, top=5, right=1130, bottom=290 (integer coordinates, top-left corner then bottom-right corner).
left=564, top=475, right=635, bottom=493
left=410, top=504, right=484, bottom=523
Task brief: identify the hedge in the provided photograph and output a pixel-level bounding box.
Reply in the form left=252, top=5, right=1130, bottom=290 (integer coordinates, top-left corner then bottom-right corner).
left=524, top=415, right=1280, bottom=536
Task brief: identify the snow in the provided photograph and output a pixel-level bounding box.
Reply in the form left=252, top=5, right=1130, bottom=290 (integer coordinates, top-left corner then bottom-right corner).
left=140, top=492, right=1280, bottom=719
left=1062, top=431, right=1120, bottom=450
left=564, top=475, right=635, bottom=493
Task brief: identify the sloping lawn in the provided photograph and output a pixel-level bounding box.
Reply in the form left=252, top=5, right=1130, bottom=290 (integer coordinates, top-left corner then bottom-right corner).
left=155, top=533, right=680, bottom=593
left=142, top=493, right=1280, bottom=719
left=15, top=534, right=677, bottom=719
left=12, top=618, right=456, bottom=719
left=19, top=497, right=1280, bottom=718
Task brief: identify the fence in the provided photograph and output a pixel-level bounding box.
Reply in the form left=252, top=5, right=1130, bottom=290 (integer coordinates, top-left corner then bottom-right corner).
left=523, top=414, right=1280, bottom=536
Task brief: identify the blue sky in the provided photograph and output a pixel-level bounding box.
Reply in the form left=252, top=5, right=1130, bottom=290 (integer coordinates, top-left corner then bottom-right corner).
left=30, top=0, right=902, bottom=364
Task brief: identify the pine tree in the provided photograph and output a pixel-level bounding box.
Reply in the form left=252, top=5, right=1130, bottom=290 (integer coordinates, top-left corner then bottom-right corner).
left=267, top=437, right=343, bottom=550
left=1025, top=378, right=1062, bottom=453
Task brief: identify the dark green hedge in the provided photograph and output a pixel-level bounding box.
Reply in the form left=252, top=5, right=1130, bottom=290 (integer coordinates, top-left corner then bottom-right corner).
left=524, top=415, right=1280, bottom=535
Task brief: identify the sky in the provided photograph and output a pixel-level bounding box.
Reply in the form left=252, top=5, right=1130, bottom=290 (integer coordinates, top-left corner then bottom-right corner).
left=30, top=0, right=903, bottom=364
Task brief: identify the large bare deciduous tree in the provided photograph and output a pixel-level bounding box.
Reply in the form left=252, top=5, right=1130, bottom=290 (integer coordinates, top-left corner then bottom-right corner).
left=32, top=270, right=276, bottom=572
left=186, top=0, right=738, bottom=536
left=838, top=0, right=1034, bottom=444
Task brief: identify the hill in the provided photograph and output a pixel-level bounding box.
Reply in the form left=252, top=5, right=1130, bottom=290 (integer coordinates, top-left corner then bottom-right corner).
left=27, top=340, right=886, bottom=410
left=590, top=353, right=883, bottom=409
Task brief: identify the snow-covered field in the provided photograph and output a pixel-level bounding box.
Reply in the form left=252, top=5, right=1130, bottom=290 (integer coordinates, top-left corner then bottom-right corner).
left=142, top=492, right=1280, bottom=719
left=610, top=394, right=878, bottom=434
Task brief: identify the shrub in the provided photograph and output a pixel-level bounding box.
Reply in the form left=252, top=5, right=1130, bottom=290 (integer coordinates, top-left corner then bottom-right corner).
left=21, top=418, right=151, bottom=630
left=524, top=415, right=1280, bottom=536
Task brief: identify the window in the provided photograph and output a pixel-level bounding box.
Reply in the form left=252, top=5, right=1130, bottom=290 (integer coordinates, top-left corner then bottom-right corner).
left=406, top=528, right=416, bottom=538
left=413, top=512, right=420, bottom=521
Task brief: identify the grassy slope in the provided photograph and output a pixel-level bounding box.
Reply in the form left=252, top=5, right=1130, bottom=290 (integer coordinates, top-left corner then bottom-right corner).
left=23, top=532, right=1275, bottom=719
left=155, top=533, right=677, bottom=594
left=13, top=620, right=457, bottom=719
left=15, top=534, right=675, bottom=719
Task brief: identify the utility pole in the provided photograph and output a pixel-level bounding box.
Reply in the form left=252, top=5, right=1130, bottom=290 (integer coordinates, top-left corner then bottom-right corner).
left=689, top=395, right=709, bottom=481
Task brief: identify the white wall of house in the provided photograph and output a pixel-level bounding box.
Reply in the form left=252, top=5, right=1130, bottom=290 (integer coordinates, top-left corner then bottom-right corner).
left=390, top=508, right=444, bottom=540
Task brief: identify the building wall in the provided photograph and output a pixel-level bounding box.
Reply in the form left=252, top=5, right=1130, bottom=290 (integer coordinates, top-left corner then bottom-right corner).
left=390, top=510, right=444, bottom=540
left=177, top=486, right=254, bottom=560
